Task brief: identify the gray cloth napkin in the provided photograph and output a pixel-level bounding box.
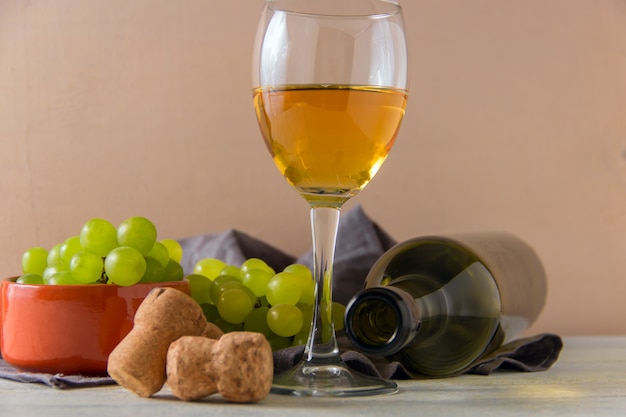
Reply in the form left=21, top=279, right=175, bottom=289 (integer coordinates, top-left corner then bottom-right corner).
left=0, top=359, right=114, bottom=389
left=273, top=333, right=563, bottom=380
left=0, top=205, right=562, bottom=388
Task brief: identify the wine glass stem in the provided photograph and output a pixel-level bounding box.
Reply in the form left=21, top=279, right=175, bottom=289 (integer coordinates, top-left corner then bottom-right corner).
left=305, top=206, right=341, bottom=363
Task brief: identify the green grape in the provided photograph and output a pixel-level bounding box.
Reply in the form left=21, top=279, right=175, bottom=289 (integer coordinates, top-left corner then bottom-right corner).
left=267, top=304, right=303, bottom=337
left=214, top=317, right=244, bottom=333
left=193, top=258, right=226, bottom=280
left=332, top=301, right=346, bottom=331
left=283, top=263, right=313, bottom=281
left=21, top=247, right=49, bottom=276
left=48, top=270, right=81, bottom=285
left=292, top=328, right=310, bottom=347
left=43, top=263, right=68, bottom=283
left=69, top=251, right=104, bottom=283
left=212, top=280, right=256, bottom=307
left=219, top=265, right=241, bottom=278
left=208, top=275, right=240, bottom=303
left=283, top=263, right=316, bottom=305
left=233, top=281, right=258, bottom=307
left=60, top=236, right=83, bottom=265
left=187, top=273, right=213, bottom=304
left=298, top=279, right=315, bottom=306
left=139, top=256, right=166, bottom=283
left=104, top=246, right=146, bottom=286
left=217, top=289, right=254, bottom=324
left=80, top=218, right=118, bottom=257
left=243, top=306, right=272, bottom=337
left=267, top=335, right=293, bottom=351
left=164, top=259, right=184, bottom=281
left=16, top=273, right=44, bottom=285
left=47, top=244, right=62, bottom=266
left=148, top=241, right=170, bottom=268
left=116, top=216, right=157, bottom=256
left=240, top=258, right=275, bottom=276
left=160, top=239, right=183, bottom=263
left=299, top=306, right=314, bottom=334
left=265, top=272, right=302, bottom=306
left=241, top=268, right=273, bottom=297
left=200, top=303, right=220, bottom=323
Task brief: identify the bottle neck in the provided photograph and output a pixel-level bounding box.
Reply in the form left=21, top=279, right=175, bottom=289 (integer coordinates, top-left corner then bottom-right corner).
left=344, top=286, right=421, bottom=357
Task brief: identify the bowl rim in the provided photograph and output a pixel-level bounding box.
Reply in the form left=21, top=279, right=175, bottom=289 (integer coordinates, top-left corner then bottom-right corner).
left=1, top=275, right=188, bottom=289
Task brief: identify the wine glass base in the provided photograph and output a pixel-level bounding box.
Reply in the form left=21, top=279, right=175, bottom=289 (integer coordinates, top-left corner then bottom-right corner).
left=271, top=357, right=398, bottom=397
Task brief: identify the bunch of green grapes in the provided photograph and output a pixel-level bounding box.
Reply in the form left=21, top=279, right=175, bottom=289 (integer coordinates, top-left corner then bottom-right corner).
left=17, top=216, right=184, bottom=286
left=186, top=257, right=346, bottom=350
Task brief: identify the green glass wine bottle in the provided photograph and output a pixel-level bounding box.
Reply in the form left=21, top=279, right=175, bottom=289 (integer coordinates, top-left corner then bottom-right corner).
left=344, top=232, right=546, bottom=377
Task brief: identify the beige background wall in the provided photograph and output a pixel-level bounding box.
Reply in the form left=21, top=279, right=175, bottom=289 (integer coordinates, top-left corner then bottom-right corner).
left=1, top=1, right=625, bottom=337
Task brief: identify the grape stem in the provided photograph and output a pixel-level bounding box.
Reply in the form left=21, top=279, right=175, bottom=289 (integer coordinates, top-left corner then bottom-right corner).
left=305, top=206, right=341, bottom=362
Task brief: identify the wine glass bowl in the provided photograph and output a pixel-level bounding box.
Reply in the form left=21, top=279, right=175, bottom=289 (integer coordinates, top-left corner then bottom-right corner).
left=253, top=85, right=407, bottom=208
left=252, top=0, right=408, bottom=396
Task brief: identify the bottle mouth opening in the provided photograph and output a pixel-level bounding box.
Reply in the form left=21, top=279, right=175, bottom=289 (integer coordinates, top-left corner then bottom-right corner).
left=344, top=288, right=412, bottom=356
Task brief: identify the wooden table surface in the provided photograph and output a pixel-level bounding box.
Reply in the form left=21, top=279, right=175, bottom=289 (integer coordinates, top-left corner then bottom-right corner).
left=1, top=336, right=624, bottom=417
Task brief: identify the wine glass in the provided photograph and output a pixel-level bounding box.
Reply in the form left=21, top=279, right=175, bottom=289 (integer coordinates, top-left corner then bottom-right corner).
left=252, top=0, right=408, bottom=396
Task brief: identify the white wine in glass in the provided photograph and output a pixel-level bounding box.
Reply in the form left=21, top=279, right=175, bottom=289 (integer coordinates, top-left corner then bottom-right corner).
left=252, top=0, right=409, bottom=396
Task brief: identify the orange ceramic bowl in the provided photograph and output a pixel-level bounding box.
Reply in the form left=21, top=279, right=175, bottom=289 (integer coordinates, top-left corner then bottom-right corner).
left=0, top=277, right=189, bottom=376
